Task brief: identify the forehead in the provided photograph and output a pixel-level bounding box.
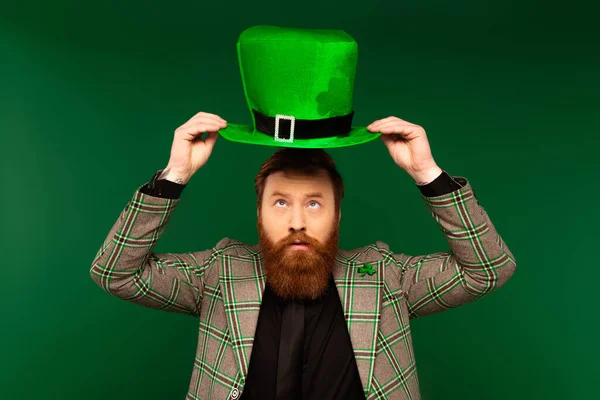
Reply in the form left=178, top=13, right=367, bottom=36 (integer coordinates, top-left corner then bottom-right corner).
left=263, top=170, right=334, bottom=196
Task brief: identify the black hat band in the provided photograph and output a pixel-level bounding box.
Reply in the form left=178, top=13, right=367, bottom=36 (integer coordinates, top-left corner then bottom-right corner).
left=253, top=109, right=354, bottom=142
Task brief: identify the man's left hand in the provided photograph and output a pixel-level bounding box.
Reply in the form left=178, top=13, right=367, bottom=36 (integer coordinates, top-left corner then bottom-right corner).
left=367, top=116, right=443, bottom=184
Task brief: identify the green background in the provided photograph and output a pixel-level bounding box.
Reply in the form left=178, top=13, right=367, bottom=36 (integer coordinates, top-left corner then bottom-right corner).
left=2, top=0, right=598, bottom=399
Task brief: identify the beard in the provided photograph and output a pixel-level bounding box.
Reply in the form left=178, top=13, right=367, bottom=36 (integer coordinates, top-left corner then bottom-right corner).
left=257, top=216, right=339, bottom=301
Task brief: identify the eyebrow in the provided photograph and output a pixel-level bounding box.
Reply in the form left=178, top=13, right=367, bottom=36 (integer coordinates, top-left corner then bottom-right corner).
left=270, top=191, right=324, bottom=199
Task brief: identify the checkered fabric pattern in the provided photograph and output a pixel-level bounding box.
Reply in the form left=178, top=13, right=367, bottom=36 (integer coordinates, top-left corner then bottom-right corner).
left=90, top=176, right=516, bottom=399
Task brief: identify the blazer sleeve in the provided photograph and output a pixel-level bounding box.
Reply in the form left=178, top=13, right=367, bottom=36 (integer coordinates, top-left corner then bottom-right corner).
left=89, top=186, right=219, bottom=317
left=394, top=176, right=517, bottom=319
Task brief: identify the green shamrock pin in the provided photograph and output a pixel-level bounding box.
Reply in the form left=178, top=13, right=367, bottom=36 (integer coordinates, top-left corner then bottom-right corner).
left=358, top=263, right=376, bottom=277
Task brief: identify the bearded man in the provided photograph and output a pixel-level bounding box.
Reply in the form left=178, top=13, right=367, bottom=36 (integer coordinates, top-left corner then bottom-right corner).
left=90, top=26, right=516, bottom=400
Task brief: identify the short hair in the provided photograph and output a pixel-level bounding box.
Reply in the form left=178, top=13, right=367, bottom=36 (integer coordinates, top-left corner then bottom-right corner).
left=254, top=148, right=344, bottom=211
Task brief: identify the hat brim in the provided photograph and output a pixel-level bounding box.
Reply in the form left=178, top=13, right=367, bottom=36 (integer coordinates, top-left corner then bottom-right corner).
left=218, top=123, right=381, bottom=149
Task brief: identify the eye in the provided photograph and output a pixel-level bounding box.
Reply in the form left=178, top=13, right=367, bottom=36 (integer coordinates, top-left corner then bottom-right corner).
left=275, top=200, right=287, bottom=207
left=308, top=201, right=320, bottom=209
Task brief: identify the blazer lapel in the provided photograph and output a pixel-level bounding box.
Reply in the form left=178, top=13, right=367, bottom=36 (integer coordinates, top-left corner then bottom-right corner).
left=218, top=245, right=383, bottom=394
left=219, top=250, right=266, bottom=383
left=333, top=256, right=383, bottom=397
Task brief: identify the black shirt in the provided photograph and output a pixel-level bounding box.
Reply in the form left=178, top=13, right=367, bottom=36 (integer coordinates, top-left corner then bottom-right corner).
left=240, top=275, right=367, bottom=400
left=139, top=169, right=463, bottom=399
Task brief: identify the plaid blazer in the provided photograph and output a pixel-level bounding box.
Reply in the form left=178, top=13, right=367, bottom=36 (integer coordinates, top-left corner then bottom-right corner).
left=90, top=176, right=516, bottom=400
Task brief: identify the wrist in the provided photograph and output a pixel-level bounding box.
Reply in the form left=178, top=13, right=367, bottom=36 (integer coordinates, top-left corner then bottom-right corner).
left=159, top=166, right=192, bottom=185
left=411, top=165, right=443, bottom=185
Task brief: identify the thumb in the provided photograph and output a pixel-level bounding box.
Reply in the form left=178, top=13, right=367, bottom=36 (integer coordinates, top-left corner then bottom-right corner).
left=380, top=134, right=395, bottom=153
left=204, top=131, right=219, bottom=152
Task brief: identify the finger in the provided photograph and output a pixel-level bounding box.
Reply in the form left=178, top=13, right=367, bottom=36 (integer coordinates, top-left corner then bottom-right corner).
left=369, top=116, right=407, bottom=127
left=382, top=126, right=423, bottom=142
left=190, top=111, right=226, bottom=123
left=190, top=112, right=227, bottom=124
left=373, top=121, right=415, bottom=134
left=180, top=118, right=227, bottom=133
left=191, top=114, right=227, bottom=127
left=177, top=122, right=225, bottom=138
left=203, top=131, right=219, bottom=152
left=380, top=126, right=419, bottom=140
left=369, top=116, right=415, bottom=131
left=186, top=117, right=228, bottom=129
left=367, top=116, right=395, bottom=130
left=380, top=133, right=395, bottom=152
left=181, top=123, right=222, bottom=137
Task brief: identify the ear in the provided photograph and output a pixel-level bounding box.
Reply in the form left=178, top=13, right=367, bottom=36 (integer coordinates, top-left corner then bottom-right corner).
left=338, top=210, right=342, bottom=223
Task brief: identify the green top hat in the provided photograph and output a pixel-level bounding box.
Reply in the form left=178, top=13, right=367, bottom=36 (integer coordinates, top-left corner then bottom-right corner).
left=219, top=25, right=381, bottom=148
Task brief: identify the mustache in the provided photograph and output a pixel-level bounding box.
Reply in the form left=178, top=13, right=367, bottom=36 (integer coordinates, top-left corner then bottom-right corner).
left=279, top=232, right=319, bottom=247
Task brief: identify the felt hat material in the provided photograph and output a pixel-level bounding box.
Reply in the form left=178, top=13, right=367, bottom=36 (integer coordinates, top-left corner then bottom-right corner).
left=219, top=25, right=381, bottom=148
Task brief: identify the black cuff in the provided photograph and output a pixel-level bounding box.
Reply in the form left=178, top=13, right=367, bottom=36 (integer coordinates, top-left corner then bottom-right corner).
left=139, top=169, right=187, bottom=199
left=417, top=170, right=464, bottom=197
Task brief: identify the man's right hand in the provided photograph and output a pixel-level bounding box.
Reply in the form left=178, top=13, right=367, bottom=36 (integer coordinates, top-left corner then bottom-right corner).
left=160, top=111, right=227, bottom=184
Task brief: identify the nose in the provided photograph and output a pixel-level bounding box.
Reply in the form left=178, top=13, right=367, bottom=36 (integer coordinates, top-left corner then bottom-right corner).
left=288, top=207, right=306, bottom=233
